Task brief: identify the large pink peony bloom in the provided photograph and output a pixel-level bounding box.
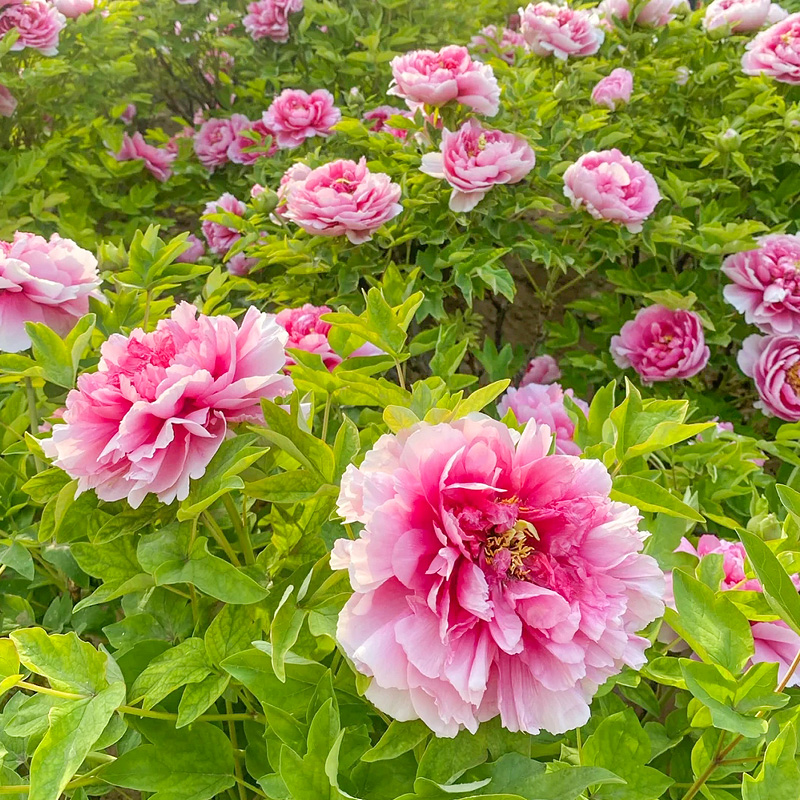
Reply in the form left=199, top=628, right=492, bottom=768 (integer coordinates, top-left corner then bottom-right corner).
left=722, top=234, right=800, bottom=335
left=113, top=132, right=176, bottom=183
left=282, top=157, right=402, bottom=244
left=201, top=193, right=247, bottom=256
left=611, top=305, right=710, bottom=383
left=591, top=68, right=633, bottom=110
left=703, top=0, right=770, bottom=32
left=597, top=0, right=678, bottom=26
left=519, top=2, right=604, bottom=59
left=497, top=383, right=588, bottom=455
left=0, top=232, right=101, bottom=353
left=470, top=24, right=526, bottom=65
left=0, top=84, right=16, bottom=117
left=420, top=119, right=536, bottom=212
left=563, top=149, right=660, bottom=233
left=53, top=0, right=93, bottom=18
left=332, top=416, right=665, bottom=736
left=742, top=13, right=800, bottom=83
left=738, top=333, right=800, bottom=420
left=275, top=304, right=340, bottom=369
left=42, top=303, right=293, bottom=508
left=0, top=0, right=66, bottom=55
left=521, top=354, right=561, bottom=386
left=227, top=118, right=278, bottom=165
left=243, top=0, right=302, bottom=43
left=388, top=45, right=500, bottom=117
left=263, top=89, right=340, bottom=149
left=194, top=115, right=249, bottom=170
left=665, top=535, right=800, bottom=687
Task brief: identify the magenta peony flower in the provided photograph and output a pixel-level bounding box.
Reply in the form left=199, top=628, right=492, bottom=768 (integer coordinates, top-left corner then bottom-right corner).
left=704, top=0, right=770, bottom=32
left=282, top=157, right=402, bottom=244
left=227, top=118, right=278, bottom=164
left=722, top=234, right=800, bottom=335
left=263, top=89, right=340, bottom=149
left=201, top=193, right=247, bottom=256
left=388, top=45, right=500, bottom=117
left=521, top=354, right=561, bottom=385
left=175, top=234, right=205, bottom=264
left=519, top=2, right=604, bottom=59
left=0, top=232, right=101, bottom=353
left=664, top=535, right=800, bottom=687
left=563, top=149, right=660, bottom=233
left=332, top=416, right=665, bottom=736
left=0, top=84, right=16, bottom=117
left=591, top=68, right=633, bottom=110
left=742, top=13, right=800, bottom=83
left=470, top=24, right=526, bottom=64
left=194, top=115, right=249, bottom=170
left=420, top=119, right=536, bottom=212
left=497, top=383, right=588, bottom=455
left=243, top=0, right=302, bottom=43
left=42, top=303, right=293, bottom=508
left=597, top=0, right=677, bottom=26
left=738, top=333, right=800, bottom=420
left=118, top=103, right=136, bottom=124
left=275, top=303, right=341, bottom=369
left=0, top=0, right=66, bottom=56
left=226, top=253, right=256, bottom=276
left=611, top=305, right=710, bottom=383
left=113, top=132, right=176, bottom=183
left=53, top=0, right=93, bottom=18
left=363, top=105, right=411, bottom=139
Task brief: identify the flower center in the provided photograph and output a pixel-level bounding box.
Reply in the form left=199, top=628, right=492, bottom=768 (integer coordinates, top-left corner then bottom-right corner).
left=788, top=363, right=800, bottom=396
left=484, top=520, right=538, bottom=580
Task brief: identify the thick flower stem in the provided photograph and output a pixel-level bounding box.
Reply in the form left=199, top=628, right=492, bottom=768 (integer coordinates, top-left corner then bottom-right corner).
left=203, top=511, right=242, bottom=566
left=223, top=494, right=255, bottom=565
left=23, top=378, right=43, bottom=472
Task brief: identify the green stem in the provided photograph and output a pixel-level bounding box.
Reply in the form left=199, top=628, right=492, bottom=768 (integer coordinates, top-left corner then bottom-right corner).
left=321, top=394, right=332, bottom=442
left=223, top=494, right=255, bottom=565
left=23, top=378, right=43, bottom=472
left=227, top=700, right=247, bottom=800
left=202, top=511, right=242, bottom=566
left=142, top=288, right=153, bottom=331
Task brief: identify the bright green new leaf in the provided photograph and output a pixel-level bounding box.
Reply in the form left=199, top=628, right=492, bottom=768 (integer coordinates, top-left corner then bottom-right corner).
left=611, top=476, right=704, bottom=522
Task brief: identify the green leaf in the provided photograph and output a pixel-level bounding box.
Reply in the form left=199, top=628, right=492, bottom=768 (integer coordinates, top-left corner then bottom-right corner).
left=742, top=721, right=800, bottom=800
left=131, top=638, right=211, bottom=710
left=611, top=476, right=704, bottom=522
left=245, top=469, right=329, bottom=503
left=417, top=730, right=488, bottom=784
left=362, top=720, right=430, bottom=762
left=176, top=672, right=230, bottom=728
left=270, top=586, right=306, bottom=683
left=204, top=604, right=259, bottom=666
left=0, top=541, right=34, bottom=581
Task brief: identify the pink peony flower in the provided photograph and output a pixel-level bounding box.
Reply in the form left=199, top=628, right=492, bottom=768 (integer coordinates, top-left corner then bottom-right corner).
left=388, top=45, right=500, bottom=117
left=282, top=157, right=402, bottom=244
left=420, top=119, right=536, bottom=212
left=665, top=535, right=800, bottom=687
left=275, top=304, right=341, bottom=369
left=611, top=305, right=710, bottom=383
left=363, top=105, right=411, bottom=139
left=118, top=103, right=136, bottom=124
left=470, top=24, right=526, bottom=64
left=597, top=0, right=677, bottom=26
left=0, top=0, right=66, bottom=56
left=53, top=0, right=93, bottom=17
left=591, top=68, right=633, bottom=110
left=275, top=162, right=312, bottom=215
left=226, top=253, right=256, bottom=276
left=243, top=0, right=302, bottom=43
left=227, top=118, right=278, bottom=164
left=767, top=2, right=788, bottom=23
left=175, top=234, right=205, bottom=264
left=42, top=303, right=293, bottom=508
left=332, top=415, right=665, bottom=736
left=563, top=149, right=661, bottom=233
left=194, top=115, right=249, bottom=170
left=0, top=232, right=101, bottom=353
left=738, top=333, right=800, bottom=420
left=201, top=193, right=247, bottom=256
left=263, top=89, right=340, bottom=149
left=742, top=13, right=800, bottom=84
left=497, top=383, right=588, bottom=455
left=0, top=84, right=16, bottom=117
left=703, top=0, right=771, bottom=32
left=113, top=132, right=176, bottom=183
left=519, top=2, right=604, bottom=60
left=722, top=234, right=800, bottom=335
left=521, top=354, right=561, bottom=385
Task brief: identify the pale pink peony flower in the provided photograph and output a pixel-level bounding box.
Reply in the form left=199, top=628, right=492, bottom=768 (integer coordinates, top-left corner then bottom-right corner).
left=591, top=68, right=633, bottom=110
left=388, top=45, right=501, bottom=117
left=519, top=2, right=604, bottom=59
left=201, top=193, right=247, bottom=256
left=563, top=149, right=660, bottom=233
left=363, top=106, right=411, bottom=139
left=282, top=157, right=402, bottom=244
left=497, top=383, right=588, bottom=455
left=226, top=253, right=256, bottom=276
left=175, top=234, right=205, bottom=264
left=597, top=0, right=677, bottom=26
left=53, top=0, right=93, bottom=18
left=119, top=103, right=137, bottom=124
left=0, top=84, right=16, bottom=116
left=332, top=415, right=665, bottom=736
left=113, top=132, right=176, bottom=183
left=470, top=24, right=526, bottom=64
left=722, top=234, right=800, bottom=335
left=738, top=333, right=800, bottom=420
left=250, top=183, right=266, bottom=198
left=263, top=89, right=340, bottom=149
left=664, top=535, right=800, bottom=687
left=521, top=354, right=561, bottom=385
left=243, top=0, right=302, bottom=43
left=194, top=115, right=249, bottom=169
left=275, top=162, right=312, bottom=215
left=742, top=13, right=800, bottom=83
left=275, top=304, right=341, bottom=369
left=227, top=118, right=278, bottom=164
left=41, top=303, right=293, bottom=508
left=767, top=2, right=788, bottom=23
left=704, top=0, right=770, bottom=32
left=0, top=232, right=101, bottom=353
left=611, top=305, right=709, bottom=383
left=675, top=66, right=691, bottom=85
left=0, top=0, right=66, bottom=56
left=420, top=119, right=536, bottom=212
